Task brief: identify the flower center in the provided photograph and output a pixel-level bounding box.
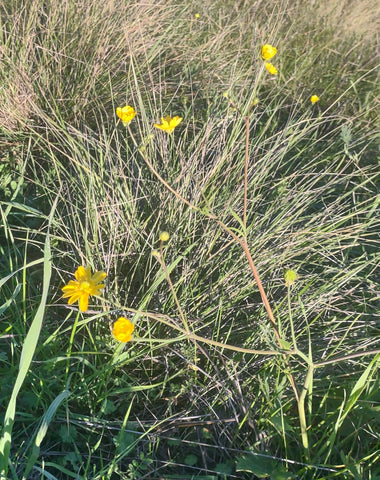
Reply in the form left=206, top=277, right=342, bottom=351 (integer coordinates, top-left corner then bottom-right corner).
left=80, top=280, right=92, bottom=293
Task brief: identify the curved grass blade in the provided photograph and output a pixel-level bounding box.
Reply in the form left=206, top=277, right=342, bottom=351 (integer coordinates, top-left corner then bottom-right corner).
left=0, top=204, right=55, bottom=478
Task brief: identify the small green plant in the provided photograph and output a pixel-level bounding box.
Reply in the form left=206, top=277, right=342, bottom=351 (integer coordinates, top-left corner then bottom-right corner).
left=0, top=149, right=25, bottom=200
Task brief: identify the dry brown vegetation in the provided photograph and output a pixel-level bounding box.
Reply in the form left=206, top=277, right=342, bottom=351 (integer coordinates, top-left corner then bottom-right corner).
left=1, top=0, right=377, bottom=134
left=314, top=0, right=380, bottom=42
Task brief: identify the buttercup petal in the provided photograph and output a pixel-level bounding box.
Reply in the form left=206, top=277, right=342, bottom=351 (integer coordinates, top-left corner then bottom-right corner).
left=79, top=294, right=89, bottom=312
left=75, top=266, right=90, bottom=281
left=92, top=271, right=107, bottom=283
left=67, top=292, right=82, bottom=304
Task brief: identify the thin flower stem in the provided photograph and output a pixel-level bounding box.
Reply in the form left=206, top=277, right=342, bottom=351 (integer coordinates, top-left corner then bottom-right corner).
left=65, top=310, right=81, bottom=378
left=243, top=116, right=250, bottom=230
left=156, top=254, right=190, bottom=336
left=239, top=239, right=282, bottom=345
left=176, top=331, right=295, bottom=356
left=146, top=158, right=195, bottom=210
left=140, top=310, right=296, bottom=356
left=297, top=363, right=314, bottom=453
left=140, top=144, right=280, bottom=341
left=105, top=301, right=297, bottom=357
left=225, top=97, right=250, bottom=230
left=232, top=91, right=301, bottom=405
left=138, top=139, right=292, bottom=358
left=131, top=120, right=299, bottom=401
left=288, top=286, right=298, bottom=349
left=314, top=349, right=380, bottom=367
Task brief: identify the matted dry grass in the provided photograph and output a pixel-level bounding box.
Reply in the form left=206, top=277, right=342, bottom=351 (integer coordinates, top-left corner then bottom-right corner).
left=313, top=0, right=380, bottom=43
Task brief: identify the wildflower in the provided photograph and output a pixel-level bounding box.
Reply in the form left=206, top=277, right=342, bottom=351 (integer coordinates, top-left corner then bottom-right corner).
left=195, top=13, right=200, bottom=18
left=113, top=317, right=134, bottom=343
left=116, top=105, right=137, bottom=126
left=284, top=269, right=298, bottom=287
left=261, top=44, right=277, bottom=60
left=310, top=95, right=320, bottom=104
left=151, top=249, right=160, bottom=257
left=265, top=62, right=278, bottom=75
left=251, top=97, right=259, bottom=106
left=154, top=115, right=183, bottom=134
left=159, top=231, right=170, bottom=242
left=62, top=266, right=106, bottom=312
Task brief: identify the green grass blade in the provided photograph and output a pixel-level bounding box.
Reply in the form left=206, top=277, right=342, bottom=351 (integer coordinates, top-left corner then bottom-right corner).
left=22, top=389, right=71, bottom=479
left=0, top=218, right=53, bottom=477
left=0, top=258, right=44, bottom=289
left=340, top=353, right=379, bottom=422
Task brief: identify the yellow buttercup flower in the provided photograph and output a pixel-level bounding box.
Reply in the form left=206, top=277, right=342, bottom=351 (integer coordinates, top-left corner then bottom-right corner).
left=113, top=317, right=134, bottom=342
left=116, top=105, right=137, bottom=126
left=159, top=231, right=170, bottom=242
left=284, top=269, right=298, bottom=287
left=62, top=266, right=106, bottom=312
left=154, top=115, right=183, bottom=134
left=310, top=95, right=320, bottom=104
left=265, top=62, right=278, bottom=75
left=261, top=44, right=277, bottom=60
left=195, top=13, right=200, bottom=18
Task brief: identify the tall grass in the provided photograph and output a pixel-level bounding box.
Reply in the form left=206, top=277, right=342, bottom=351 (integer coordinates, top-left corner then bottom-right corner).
left=1, top=0, right=379, bottom=478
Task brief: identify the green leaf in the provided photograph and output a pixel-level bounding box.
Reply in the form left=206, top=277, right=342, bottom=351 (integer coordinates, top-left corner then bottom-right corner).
left=101, top=398, right=117, bottom=415
left=228, top=207, right=246, bottom=235
left=269, top=413, right=294, bottom=433
left=184, top=454, right=198, bottom=466
left=279, top=338, right=291, bottom=350
left=59, top=425, right=78, bottom=444
left=168, top=438, right=181, bottom=446
left=214, top=461, right=234, bottom=474
left=114, top=431, right=139, bottom=453
left=271, top=466, right=296, bottom=480
left=236, top=453, right=277, bottom=477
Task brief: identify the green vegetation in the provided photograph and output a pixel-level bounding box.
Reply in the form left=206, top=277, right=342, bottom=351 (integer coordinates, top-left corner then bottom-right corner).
left=1, top=0, right=379, bottom=478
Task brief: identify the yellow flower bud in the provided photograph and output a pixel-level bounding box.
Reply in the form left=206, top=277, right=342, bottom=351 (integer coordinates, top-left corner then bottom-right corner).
left=159, top=231, right=170, bottom=242
left=284, top=269, right=298, bottom=287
